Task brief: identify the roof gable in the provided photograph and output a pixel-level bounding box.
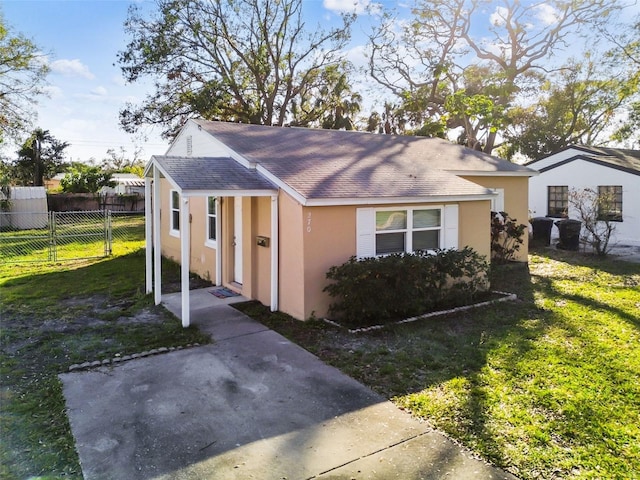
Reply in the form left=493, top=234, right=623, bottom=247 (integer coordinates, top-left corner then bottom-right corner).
left=151, top=156, right=277, bottom=194
left=192, top=120, right=534, bottom=201
left=526, top=145, right=640, bottom=176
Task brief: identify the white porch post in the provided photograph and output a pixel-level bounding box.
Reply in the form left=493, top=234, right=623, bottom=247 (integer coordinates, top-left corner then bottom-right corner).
left=153, top=166, right=162, bottom=305
left=270, top=194, right=279, bottom=311
left=180, top=196, right=191, bottom=327
left=215, top=197, right=222, bottom=286
left=144, top=177, right=153, bottom=294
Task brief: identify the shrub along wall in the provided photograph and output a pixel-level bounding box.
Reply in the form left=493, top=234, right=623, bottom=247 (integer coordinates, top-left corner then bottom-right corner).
left=324, top=247, right=489, bottom=328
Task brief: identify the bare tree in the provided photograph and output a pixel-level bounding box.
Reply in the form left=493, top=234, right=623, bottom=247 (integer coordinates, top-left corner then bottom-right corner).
left=368, top=0, right=622, bottom=153
left=568, top=188, right=619, bottom=256
left=118, top=0, right=355, bottom=139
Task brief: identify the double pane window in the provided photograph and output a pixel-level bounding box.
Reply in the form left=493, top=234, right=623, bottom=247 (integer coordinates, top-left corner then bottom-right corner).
left=375, top=208, right=441, bottom=255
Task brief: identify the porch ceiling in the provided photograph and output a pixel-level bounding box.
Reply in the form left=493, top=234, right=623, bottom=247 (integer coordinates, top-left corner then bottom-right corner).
left=148, top=155, right=278, bottom=196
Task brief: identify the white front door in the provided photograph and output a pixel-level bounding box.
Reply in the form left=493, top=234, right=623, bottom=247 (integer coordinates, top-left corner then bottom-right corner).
left=233, top=197, right=243, bottom=284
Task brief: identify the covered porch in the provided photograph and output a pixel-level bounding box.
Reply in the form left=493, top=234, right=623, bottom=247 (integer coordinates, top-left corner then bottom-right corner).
left=144, top=155, right=279, bottom=327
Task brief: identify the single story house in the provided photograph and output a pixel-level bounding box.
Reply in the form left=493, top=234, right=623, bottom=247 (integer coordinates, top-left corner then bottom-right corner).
left=527, top=145, right=640, bottom=247
left=101, top=173, right=146, bottom=196
left=144, top=120, right=537, bottom=326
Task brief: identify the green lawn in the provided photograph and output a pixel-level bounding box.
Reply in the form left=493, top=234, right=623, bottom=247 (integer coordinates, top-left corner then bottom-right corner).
left=0, top=213, right=144, bottom=262
left=1, top=245, right=638, bottom=479
left=236, top=248, right=640, bottom=479
left=0, top=249, right=210, bottom=479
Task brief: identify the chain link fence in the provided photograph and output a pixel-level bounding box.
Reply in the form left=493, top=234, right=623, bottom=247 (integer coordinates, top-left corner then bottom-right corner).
left=0, top=211, right=145, bottom=263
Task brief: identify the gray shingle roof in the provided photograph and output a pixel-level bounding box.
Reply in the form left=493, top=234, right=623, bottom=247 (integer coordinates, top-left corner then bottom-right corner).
left=194, top=120, right=533, bottom=200
left=527, top=145, right=640, bottom=176
left=153, top=156, right=276, bottom=192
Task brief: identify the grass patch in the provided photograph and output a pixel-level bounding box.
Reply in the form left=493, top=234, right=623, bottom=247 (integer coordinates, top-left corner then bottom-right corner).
left=235, top=249, right=640, bottom=479
left=0, top=250, right=211, bottom=479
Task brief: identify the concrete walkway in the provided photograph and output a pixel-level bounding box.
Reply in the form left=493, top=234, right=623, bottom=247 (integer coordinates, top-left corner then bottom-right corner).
left=59, top=289, right=517, bottom=480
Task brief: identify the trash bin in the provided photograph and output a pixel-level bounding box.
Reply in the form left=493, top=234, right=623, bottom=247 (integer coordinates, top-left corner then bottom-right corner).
left=530, top=217, right=555, bottom=246
left=554, top=219, right=582, bottom=251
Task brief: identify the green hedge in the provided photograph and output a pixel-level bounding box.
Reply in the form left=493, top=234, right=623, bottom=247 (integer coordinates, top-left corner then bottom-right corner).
left=324, top=248, right=489, bottom=328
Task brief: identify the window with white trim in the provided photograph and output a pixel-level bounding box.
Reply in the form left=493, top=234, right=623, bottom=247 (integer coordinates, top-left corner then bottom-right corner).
left=205, top=196, right=217, bottom=247
left=375, top=207, right=442, bottom=255
left=357, top=205, right=458, bottom=259
left=170, top=190, right=180, bottom=235
left=490, top=188, right=505, bottom=213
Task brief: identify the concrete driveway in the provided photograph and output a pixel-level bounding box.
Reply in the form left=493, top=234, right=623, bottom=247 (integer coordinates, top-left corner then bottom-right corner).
left=59, top=289, right=517, bottom=480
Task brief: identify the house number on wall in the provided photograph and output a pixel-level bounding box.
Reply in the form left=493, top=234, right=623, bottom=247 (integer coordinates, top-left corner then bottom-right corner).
left=306, top=212, right=312, bottom=233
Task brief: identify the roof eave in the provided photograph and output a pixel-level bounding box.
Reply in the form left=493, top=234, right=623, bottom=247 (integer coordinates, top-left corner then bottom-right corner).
left=535, top=155, right=640, bottom=176
left=181, top=188, right=278, bottom=198
left=451, top=169, right=539, bottom=177
left=302, top=193, right=496, bottom=207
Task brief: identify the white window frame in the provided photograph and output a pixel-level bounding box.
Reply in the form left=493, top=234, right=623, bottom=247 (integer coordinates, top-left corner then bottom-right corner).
left=170, top=189, right=180, bottom=237
left=205, top=196, right=218, bottom=248
left=357, top=205, right=458, bottom=259
left=490, top=188, right=505, bottom=213
left=374, top=206, right=443, bottom=256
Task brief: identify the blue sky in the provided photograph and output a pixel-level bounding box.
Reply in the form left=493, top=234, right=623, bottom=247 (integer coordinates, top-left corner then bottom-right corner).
left=1, top=0, right=635, bottom=163
left=1, top=0, right=385, bottom=163
left=1, top=1, right=167, bottom=161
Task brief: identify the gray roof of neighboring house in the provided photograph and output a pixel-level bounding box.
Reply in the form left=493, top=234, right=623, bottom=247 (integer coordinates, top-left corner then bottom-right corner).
left=152, top=155, right=277, bottom=192
left=527, top=145, right=640, bottom=176
left=192, top=120, right=534, bottom=200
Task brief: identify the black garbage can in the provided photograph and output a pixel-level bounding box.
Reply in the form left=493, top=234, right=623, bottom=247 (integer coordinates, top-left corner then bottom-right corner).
left=531, top=217, right=555, bottom=246
left=555, top=219, right=582, bottom=251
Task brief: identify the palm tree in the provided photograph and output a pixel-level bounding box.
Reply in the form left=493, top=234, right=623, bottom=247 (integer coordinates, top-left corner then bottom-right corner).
left=16, top=128, right=69, bottom=186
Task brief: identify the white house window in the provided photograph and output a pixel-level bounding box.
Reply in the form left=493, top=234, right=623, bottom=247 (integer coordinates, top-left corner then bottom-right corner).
left=490, top=188, right=505, bottom=213
left=205, top=196, right=217, bottom=247
left=357, top=205, right=457, bottom=259
left=597, top=185, right=623, bottom=222
left=170, top=190, right=180, bottom=236
left=375, top=208, right=442, bottom=255
left=547, top=185, right=568, bottom=217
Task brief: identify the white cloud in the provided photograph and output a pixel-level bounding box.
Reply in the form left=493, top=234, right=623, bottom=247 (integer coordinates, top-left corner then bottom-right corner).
left=42, top=85, right=63, bottom=99
left=535, top=4, right=559, bottom=26
left=91, top=86, right=108, bottom=97
left=50, top=59, right=95, bottom=79
left=323, top=0, right=380, bottom=15
left=490, top=6, right=508, bottom=27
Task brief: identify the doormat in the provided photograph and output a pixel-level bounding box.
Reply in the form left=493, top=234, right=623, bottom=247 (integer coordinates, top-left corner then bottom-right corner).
left=210, top=287, right=240, bottom=299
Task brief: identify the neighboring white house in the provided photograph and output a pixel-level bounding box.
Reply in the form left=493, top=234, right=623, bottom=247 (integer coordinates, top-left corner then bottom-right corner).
left=100, top=173, right=146, bottom=196
left=527, top=145, right=640, bottom=247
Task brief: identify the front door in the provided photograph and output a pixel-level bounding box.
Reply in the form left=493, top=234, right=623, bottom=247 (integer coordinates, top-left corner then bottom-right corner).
left=233, top=197, right=243, bottom=284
